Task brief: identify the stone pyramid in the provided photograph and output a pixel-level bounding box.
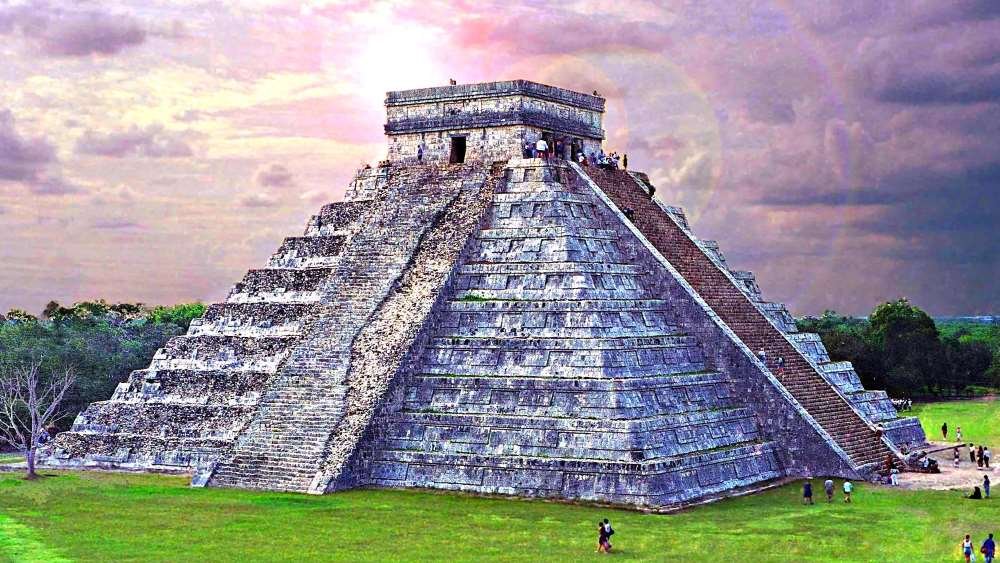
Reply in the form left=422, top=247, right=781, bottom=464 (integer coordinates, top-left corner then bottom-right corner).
left=45, top=80, right=925, bottom=509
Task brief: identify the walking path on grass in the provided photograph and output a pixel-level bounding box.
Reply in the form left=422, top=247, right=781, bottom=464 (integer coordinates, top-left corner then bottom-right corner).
left=899, top=441, right=997, bottom=491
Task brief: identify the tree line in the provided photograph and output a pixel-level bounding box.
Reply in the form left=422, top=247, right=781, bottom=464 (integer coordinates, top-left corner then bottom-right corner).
left=0, top=300, right=206, bottom=434
left=798, top=298, right=999, bottom=398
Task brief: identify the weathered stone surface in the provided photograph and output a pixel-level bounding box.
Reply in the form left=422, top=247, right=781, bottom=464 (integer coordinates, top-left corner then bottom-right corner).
left=385, top=80, right=604, bottom=164
left=44, top=80, right=926, bottom=510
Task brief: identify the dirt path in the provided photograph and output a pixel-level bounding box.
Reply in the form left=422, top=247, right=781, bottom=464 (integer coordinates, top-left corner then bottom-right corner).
left=898, top=441, right=995, bottom=492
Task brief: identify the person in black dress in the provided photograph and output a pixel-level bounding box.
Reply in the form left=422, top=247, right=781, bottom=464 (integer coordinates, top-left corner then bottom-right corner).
left=597, top=521, right=610, bottom=553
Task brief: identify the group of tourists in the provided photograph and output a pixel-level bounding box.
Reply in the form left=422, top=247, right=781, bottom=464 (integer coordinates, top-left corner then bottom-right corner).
left=802, top=478, right=853, bottom=504
left=578, top=151, right=626, bottom=171
left=520, top=138, right=630, bottom=174
left=523, top=138, right=577, bottom=161
left=524, top=138, right=558, bottom=160
left=891, top=398, right=913, bottom=411
left=961, top=533, right=995, bottom=563
left=944, top=422, right=992, bottom=470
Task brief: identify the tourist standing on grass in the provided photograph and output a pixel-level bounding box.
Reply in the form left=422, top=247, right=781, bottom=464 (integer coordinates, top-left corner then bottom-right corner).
left=964, top=535, right=975, bottom=563
left=843, top=480, right=853, bottom=503
left=596, top=521, right=610, bottom=553
left=824, top=479, right=834, bottom=502
left=943, top=422, right=949, bottom=439
left=982, top=533, right=995, bottom=563
left=985, top=475, right=991, bottom=499
left=602, top=518, right=614, bottom=551
left=802, top=480, right=814, bottom=505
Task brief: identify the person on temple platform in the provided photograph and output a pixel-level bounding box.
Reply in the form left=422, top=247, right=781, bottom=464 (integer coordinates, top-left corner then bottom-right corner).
left=535, top=138, right=548, bottom=160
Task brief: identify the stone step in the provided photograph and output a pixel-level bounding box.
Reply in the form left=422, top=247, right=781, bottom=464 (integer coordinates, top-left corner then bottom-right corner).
left=230, top=267, right=334, bottom=297
left=268, top=235, right=347, bottom=268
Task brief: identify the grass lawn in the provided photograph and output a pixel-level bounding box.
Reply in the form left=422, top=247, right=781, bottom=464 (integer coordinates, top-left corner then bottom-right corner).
left=910, top=398, right=1000, bottom=445
left=0, top=399, right=996, bottom=562
left=0, top=470, right=998, bottom=562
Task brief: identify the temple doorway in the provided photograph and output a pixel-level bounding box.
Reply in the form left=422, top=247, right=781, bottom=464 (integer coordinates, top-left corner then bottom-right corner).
left=449, top=136, right=467, bottom=164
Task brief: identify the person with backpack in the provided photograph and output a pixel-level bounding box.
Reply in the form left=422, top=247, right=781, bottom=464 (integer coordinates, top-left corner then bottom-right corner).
left=843, top=480, right=853, bottom=503
left=824, top=479, right=835, bottom=502
left=982, top=533, right=995, bottom=563
left=603, top=518, right=614, bottom=551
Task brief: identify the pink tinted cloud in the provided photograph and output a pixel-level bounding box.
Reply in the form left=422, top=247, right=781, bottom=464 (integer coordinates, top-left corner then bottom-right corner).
left=0, top=1, right=147, bottom=57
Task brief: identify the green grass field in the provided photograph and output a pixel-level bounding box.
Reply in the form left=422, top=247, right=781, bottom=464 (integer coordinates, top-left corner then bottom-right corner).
left=1, top=399, right=997, bottom=562
left=1, top=470, right=997, bottom=562
left=910, top=398, right=1000, bottom=445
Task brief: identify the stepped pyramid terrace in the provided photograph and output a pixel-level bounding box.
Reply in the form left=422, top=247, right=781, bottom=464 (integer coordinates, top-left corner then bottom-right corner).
left=43, top=79, right=927, bottom=510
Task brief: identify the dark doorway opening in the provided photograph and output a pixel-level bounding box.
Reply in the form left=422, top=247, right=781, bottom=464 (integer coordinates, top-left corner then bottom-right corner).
left=449, top=136, right=467, bottom=164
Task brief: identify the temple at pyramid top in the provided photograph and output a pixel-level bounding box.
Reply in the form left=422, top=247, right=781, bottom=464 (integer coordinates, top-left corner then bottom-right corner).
left=385, top=79, right=605, bottom=163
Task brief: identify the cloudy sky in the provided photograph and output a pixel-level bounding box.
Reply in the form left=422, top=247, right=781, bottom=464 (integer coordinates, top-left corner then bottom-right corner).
left=1, top=0, right=997, bottom=316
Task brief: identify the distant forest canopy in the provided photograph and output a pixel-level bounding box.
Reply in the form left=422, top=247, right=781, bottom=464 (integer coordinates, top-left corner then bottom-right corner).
left=0, top=300, right=206, bottom=432
left=797, top=299, right=1000, bottom=398
left=0, top=298, right=996, bottom=437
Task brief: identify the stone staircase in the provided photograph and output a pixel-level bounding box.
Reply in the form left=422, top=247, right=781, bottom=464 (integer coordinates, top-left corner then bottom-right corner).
left=576, top=165, right=894, bottom=469
left=204, top=163, right=498, bottom=492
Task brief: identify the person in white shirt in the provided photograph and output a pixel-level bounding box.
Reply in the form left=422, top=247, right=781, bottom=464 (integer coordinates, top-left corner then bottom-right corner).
left=843, top=480, right=853, bottom=503
left=535, top=138, right=548, bottom=159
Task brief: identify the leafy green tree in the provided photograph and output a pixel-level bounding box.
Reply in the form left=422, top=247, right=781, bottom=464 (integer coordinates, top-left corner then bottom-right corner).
left=867, top=299, right=944, bottom=394
left=149, top=303, right=206, bottom=331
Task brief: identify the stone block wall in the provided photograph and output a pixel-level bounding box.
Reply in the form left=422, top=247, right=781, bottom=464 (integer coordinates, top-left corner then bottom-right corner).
left=345, top=160, right=788, bottom=508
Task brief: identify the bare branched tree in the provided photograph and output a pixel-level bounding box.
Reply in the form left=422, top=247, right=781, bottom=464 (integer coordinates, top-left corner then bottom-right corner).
left=0, top=358, right=76, bottom=479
